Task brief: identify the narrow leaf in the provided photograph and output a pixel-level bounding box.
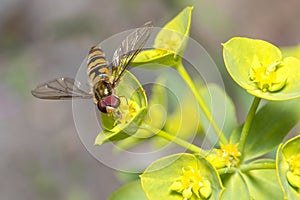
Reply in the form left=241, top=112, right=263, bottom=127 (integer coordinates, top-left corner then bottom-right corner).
left=244, top=99, right=300, bottom=161
left=199, top=84, right=238, bottom=146
left=109, top=180, right=147, bottom=200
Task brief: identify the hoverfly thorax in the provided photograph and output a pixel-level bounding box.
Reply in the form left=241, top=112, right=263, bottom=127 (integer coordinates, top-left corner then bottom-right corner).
left=93, top=79, right=113, bottom=100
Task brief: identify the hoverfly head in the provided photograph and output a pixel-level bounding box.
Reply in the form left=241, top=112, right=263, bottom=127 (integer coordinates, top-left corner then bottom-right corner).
left=97, top=95, right=121, bottom=113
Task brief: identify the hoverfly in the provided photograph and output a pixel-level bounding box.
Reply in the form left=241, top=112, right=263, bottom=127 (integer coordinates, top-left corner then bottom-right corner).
left=32, top=22, right=152, bottom=116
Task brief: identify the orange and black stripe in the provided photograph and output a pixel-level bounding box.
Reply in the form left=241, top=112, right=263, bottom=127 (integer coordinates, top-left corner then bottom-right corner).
left=87, top=46, right=110, bottom=84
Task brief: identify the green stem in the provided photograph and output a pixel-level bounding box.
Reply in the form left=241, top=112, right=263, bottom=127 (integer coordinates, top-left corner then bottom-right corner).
left=240, top=162, right=276, bottom=172
left=239, top=97, right=261, bottom=161
left=141, top=124, right=208, bottom=156
left=218, top=162, right=275, bottom=175
left=175, top=61, right=228, bottom=144
left=217, top=167, right=237, bottom=175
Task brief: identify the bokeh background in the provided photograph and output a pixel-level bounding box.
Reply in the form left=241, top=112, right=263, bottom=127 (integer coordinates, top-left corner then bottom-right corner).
left=1, top=0, right=300, bottom=199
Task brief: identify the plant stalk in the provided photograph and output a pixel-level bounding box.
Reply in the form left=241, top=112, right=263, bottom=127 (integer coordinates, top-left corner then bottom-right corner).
left=142, top=124, right=208, bottom=156
left=175, top=61, right=228, bottom=144
left=239, top=97, right=261, bottom=161
left=240, top=162, right=276, bottom=172
left=217, top=167, right=237, bottom=175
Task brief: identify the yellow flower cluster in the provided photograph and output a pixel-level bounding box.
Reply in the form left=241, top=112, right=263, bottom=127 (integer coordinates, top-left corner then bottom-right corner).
left=287, top=154, right=300, bottom=189
left=207, top=142, right=241, bottom=169
left=118, top=99, right=140, bottom=124
left=170, top=166, right=212, bottom=199
left=249, top=55, right=287, bottom=92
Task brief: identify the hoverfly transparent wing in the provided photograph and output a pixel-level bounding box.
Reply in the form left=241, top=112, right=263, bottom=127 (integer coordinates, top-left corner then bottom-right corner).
left=111, top=21, right=152, bottom=85
left=31, top=77, right=92, bottom=100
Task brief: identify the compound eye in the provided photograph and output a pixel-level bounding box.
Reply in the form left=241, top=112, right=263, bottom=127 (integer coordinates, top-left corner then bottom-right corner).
left=97, top=95, right=121, bottom=113
left=97, top=100, right=108, bottom=113
left=105, top=95, right=121, bottom=108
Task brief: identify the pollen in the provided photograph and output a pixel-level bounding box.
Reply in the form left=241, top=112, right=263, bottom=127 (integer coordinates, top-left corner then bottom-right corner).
left=118, top=99, right=140, bottom=124
left=289, top=154, right=300, bottom=175
left=170, top=166, right=212, bottom=199
left=128, top=100, right=139, bottom=118
left=249, top=55, right=287, bottom=92
left=214, top=142, right=241, bottom=168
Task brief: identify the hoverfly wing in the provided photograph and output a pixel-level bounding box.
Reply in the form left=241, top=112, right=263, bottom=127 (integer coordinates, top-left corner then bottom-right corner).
left=111, top=21, right=152, bottom=85
left=31, top=77, right=92, bottom=100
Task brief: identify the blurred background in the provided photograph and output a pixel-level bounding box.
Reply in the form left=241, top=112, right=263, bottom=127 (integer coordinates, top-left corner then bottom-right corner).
left=1, top=0, right=300, bottom=199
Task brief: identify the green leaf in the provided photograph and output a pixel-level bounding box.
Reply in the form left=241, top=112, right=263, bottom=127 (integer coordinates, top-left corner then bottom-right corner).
left=113, top=77, right=169, bottom=150
left=223, top=37, right=300, bottom=100
left=220, top=172, right=250, bottom=199
left=154, top=6, right=193, bottom=58
left=145, top=77, right=168, bottom=131
left=115, top=171, right=140, bottom=183
left=116, top=72, right=202, bottom=150
left=132, top=50, right=178, bottom=68
left=151, top=76, right=202, bottom=148
left=242, top=169, right=283, bottom=199
left=132, top=6, right=193, bottom=68
left=243, top=99, right=300, bottom=161
left=109, top=180, right=147, bottom=200
left=230, top=125, right=242, bottom=144
left=198, top=84, right=238, bottom=144
left=221, top=167, right=282, bottom=199
left=223, top=37, right=281, bottom=90
left=94, top=71, right=148, bottom=145
left=156, top=91, right=202, bottom=147
left=277, top=135, right=300, bottom=200
left=94, top=108, right=147, bottom=145
left=141, top=153, right=223, bottom=200
left=278, top=57, right=300, bottom=99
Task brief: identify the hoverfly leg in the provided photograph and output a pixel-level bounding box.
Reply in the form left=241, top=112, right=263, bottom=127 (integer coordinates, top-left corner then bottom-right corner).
left=135, top=88, right=145, bottom=94
left=111, top=95, right=132, bottom=125
left=109, top=108, right=123, bottom=126
left=104, top=104, right=121, bottom=119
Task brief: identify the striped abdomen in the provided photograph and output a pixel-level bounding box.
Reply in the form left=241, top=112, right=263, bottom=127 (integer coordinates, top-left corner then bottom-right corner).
left=87, top=46, right=110, bottom=85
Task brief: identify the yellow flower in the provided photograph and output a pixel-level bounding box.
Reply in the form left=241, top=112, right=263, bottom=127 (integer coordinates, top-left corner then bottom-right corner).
left=170, top=166, right=212, bottom=199
left=286, top=154, right=300, bottom=189
left=118, top=99, right=140, bottom=124
left=249, top=55, right=287, bottom=92
left=223, top=37, right=300, bottom=100
left=288, top=154, right=300, bottom=175
left=206, top=153, right=226, bottom=169
left=214, top=142, right=241, bottom=168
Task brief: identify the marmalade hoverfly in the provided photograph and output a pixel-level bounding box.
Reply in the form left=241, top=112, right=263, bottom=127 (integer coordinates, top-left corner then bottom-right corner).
left=32, top=21, right=152, bottom=116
